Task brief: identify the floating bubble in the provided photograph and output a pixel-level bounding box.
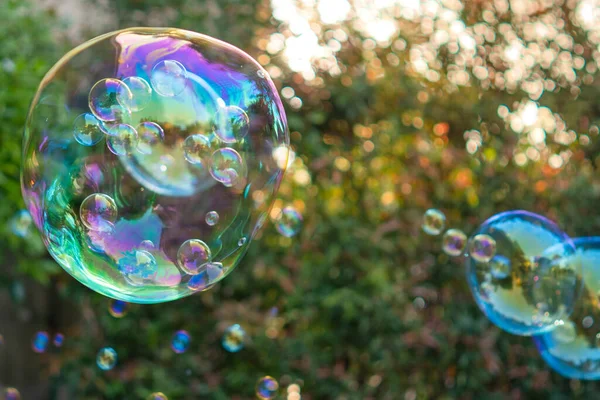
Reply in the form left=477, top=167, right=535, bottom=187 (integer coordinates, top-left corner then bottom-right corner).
left=171, top=330, right=190, bottom=354
left=22, top=28, right=289, bottom=303
left=73, top=113, right=105, bottom=146
left=107, top=124, right=138, bottom=155
left=120, top=76, right=152, bottom=112
left=442, top=229, right=467, bottom=256
left=89, top=78, right=131, bottom=122
left=275, top=206, right=302, bottom=237
left=10, top=210, right=32, bottom=238
left=466, top=210, right=580, bottom=336
left=177, top=239, right=211, bottom=275
left=583, top=316, right=594, bottom=329
left=422, top=209, right=445, bottom=235
left=256, top=376, right=279, bottom=400
left=214, top=105, right=250, bottom=143
left=151, top=60, right=187, bottom=97
left=32, top=331, right=49, bottom=353
left=469, top=234, right=497, bottom=262
left=136, top=122, right=164, bottom=155
left=79, top=193, right=118, bottom=232
left=183, top=134, right=212, bottom=165
left=147, top=393, right=168, bottom=400
left=210, top=148, right=244, bottom=186
left=53, top=333, right=65, bottom=347
left=109, top=299, right=129, bottom=318
left=97, top=347, right=117, bottom=370
left=222, top=324, right=247, bottom=352
left=205, top=211, right=219, bottom=226
left=238, top=237, right=247, bottom=247
left=3, top=388, right=20, bottom=400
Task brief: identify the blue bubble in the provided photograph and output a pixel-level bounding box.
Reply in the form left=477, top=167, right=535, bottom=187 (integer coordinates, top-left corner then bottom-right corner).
left=32, top=331, right=49, bottom=353
left=53, top=333, right=65, bottom=347
left=171, top=330, right=190, bottom=354
left=109, top=299, right=128, bottom=318
left=466, top=210, right=580, bottom=336
left=256, top=376, right=278, bottom=399
left=97, top=347, right=117, bottom=370
left=222, top=324, right=246, bottom=353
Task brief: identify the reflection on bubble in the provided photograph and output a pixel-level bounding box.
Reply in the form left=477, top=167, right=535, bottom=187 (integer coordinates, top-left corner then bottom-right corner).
left=53, top=333, right=65, bottom=347
left=422, top=209, right=445, bottom=235
left=171, top=330, right=190, bottom=354
left=215, top=105, right=250, bottom=143
left=118, top=250, right=158, bottom=283
left=32, top=331, right=49, bottom=353
left=97, top=347, right=117, bottom=370
left=183, top=134, right=212, bottom=165
left=553, top=320, right=577, bottom=344
left=80, top=193, right=118, bottom=232
left=177, top=239, right=211, bottom=275
left=222, top=324, right=247, bottom=353
left=205, top=211, right=219, bottom=226
left=107, top=124, right=138, bottom=156
left=442, top=229, right=466, bottom=256
left=136, top=122, right=164, bottom=155
left=120, top=76, right=152, bottom=112
left=210, top=148, right=244, bottom=186
left=10, top=210, right=32, bottom=238
left=275, top=206, right=302, bottom=237
left=3, top=388, right=20, bottom=400
left=89, top=78, right=131, bottom=122
left=147, top=393, right=168, bottom=400
left=109, top=299, right=129, bottom=318
left=151, top=60, right=187, bottom=97
left=187, top=262, right=224, bottom=291
left=238, top=237, right=247, bottom=247
left=256, top=376, right=279, bottom=400
left=466, top=210, right=580, bottom=336
left=73, top=113, right=105, bottom=146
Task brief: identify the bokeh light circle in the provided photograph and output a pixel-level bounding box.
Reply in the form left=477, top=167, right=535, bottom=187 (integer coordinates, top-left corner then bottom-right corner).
left=256, top=376, right=279, bottom=399
left=3, top=388, right=21, bottom=400
left=171, top=330, right=191, bottom=354
left=32, top=331, right=50, bottom=353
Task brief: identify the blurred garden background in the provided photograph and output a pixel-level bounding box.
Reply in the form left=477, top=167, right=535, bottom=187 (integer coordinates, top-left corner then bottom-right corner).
left=3, top=0, right=600, bottom=398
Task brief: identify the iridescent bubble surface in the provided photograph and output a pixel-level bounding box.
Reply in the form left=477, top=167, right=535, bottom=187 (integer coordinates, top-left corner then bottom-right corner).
left=53, top=333, right=65, bottom=347
left=222, top=324, right=246, bottom=352
left=422, top=209, right=445, bottom=235
left=442, top=228, right=467, bottom=256
left=256, top=376, right=279, bottom=400
left=177, top=239, right=211, bottom=275
left=205, top=211, right=219, bottom=226
left=171, top=330, right=190, bottom=354
left=275, top=206, right=302, bottom=237
left=73, top=113, right=105, bottom=146
left=97, top=347, right=117, bottom=370
left=147, top=393, right=168, bottom=400
left=3, top=388, right=20, bottom=400
left=183, top=134, right=212, bottom=165
left=22, top=28, right=289, bottom=303
left=533, top=237, right=600, bottom=379
left=109, top=299, right=129, bottom=318
left=466, top=210, right=580, bottom=335
left=32, top=331, right=49, bottom=353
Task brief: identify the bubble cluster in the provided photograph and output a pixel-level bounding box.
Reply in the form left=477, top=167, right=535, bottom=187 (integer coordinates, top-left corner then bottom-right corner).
left=422, top=208, right=446, bottom=235
left=109, top=299, right=129, bottom=318
left=10, top=210, right=32, bottom=238
left=97, top=347, right=118, bottom=370
left=171, top=330, right=191, bottom=354
left=23, top=28, right=289, bottom=303
left=256, top=376, right=279, bottom=400
left=441, top=228, right=467, bottom=256
left=222, top=324, right=247, bottom=353
left=466, top=210, right=581, bottom=336
left=32, top=331, right=49, bottom=353
left=3, top=388, right=20, bottom=400
left=275, top=206, right=303, bottom=237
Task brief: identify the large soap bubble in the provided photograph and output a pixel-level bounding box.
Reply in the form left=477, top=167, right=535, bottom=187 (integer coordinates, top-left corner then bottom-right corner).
left=466, top=210, right=581, bottom=335
left=534, top=237, right=600, bottom=379
left=22, top=28, right=289, bottom=303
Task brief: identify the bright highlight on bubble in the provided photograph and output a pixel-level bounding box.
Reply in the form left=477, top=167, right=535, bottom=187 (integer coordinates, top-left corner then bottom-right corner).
left=22, top=28, right=289, bottom=304
left=97, top=347, right=117, bottom=370
left=442, top=228, right=467, bottom=256
left=466, top=210, right=581, bottom=336
left=171, top=330, right=191, bottom=354
left=222, top=324, right=247, bottom=353
left=422, top=209, right=445, bottom=235
left=275, top=206, right=303, bottom=237
left=109, top=299, right=129, bottom=318
left=256, top=376, right=279, bottom=400
left=32, top=331, right=49, bottom=353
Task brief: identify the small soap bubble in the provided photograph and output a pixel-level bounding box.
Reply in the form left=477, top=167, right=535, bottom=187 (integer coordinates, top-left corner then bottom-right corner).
left=222, top=324, right=247, bottom=353
left=583, top=316, right=594, bottom=329
left=151, top=60, right=187, bottom=97
left=238, top=237, right=247, bottom=247
left=215, top=105, right=250, bottom=143
left=147, top=393, right=168, bottom=400
left=136, top=122, right=164, bottom=155
left=89, top=78, right=131, bottom=122
left=79, top=193, right=118, bottom=232
left=187, top=262, right=224, bottom=291
left=422, top=209, right=445, bottom=235
left=177, top=239, right=212, bottom=275
left=468, top=234, right=496, bottom=263
left=73, top=113, right=105, bottom=146
left=489, top=255, right=511, bottom=279
left=140, top=240, right=155, bottom=250
left=118, top=250, right=158, bottom=282
left=32, top=331, right=49, bottom=353
left=441, top=229, right=467, bottom=256
left=108, top=299, right=129, bottom=318
left=210, top=148, right=245, bottom=186
left=107, top=124, right=138, bottom=155
left=205, top=211, right=219, bottom=226
left=10, top=210, right=32, bottom=238
left=3, top=388, right=20, bottom=400
left=256, top=376, right=279, bottom=400
left=183, top=134, right=212, bottom=164
left=97, top=347, right=117, bottom=370
left=275, top=206, right=303, bottom=237
left=120, top=76, right=152, bottom=112
left=171, top=330, right=191, bottom=354
left=52, top=333, right=65, bottom=347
